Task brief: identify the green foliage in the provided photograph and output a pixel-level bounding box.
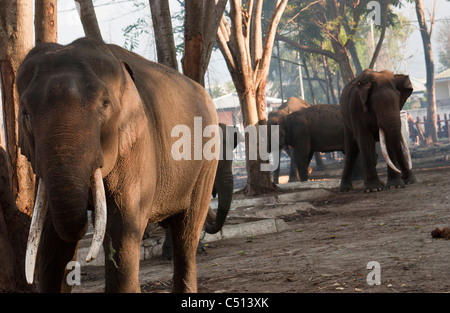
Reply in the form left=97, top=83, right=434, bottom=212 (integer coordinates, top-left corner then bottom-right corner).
left=123, top=17, right=149, bottom=52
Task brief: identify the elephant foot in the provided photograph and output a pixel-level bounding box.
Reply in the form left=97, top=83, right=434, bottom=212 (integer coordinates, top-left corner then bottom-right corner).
left=386, top=176, right=405, bottom=189
left=363, top=179, right=385, bottom=193
left=339, top=180, right=353, bottom=192
left=402, top=172, right=417, bottom=185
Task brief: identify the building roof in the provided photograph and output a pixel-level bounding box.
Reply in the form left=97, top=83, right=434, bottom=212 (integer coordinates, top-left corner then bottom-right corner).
left=410, top=77, right=426, bottom=93
left=436, top=68, right=450, bottom=81
left=213, top=93, right=282, bottom=110
left=213, top=93, right=241, bottom=110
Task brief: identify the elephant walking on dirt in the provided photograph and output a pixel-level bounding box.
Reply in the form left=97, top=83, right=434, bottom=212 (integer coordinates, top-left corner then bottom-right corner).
left=275, top=104, right=345, bottom=182
left=17, top=38, right=219, bottom=292
left=339, top=69, right=416, bottom=192
left=267, top=97, right=325, bottom=183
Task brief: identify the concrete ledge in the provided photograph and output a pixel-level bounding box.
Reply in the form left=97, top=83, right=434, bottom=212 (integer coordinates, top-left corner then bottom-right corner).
left=78, top=218, right=290, bottom=266
left=278, top=179, right=341, bottom=190
left=210, top=188, right=332, bottom=210
left=230, top=202, right=318, bottom=219
left=201, top=218, right=289, bottom=243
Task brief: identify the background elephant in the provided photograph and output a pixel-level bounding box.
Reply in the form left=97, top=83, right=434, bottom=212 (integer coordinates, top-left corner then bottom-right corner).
left=339, top=69, right=415, bottom=192
left=162, top=123, right=242, bottom=260
left=276, top=104, right=345, bottom=182
left=268, top=96, right=325, bottom=184
left=17, top=38, right=219, bottom=292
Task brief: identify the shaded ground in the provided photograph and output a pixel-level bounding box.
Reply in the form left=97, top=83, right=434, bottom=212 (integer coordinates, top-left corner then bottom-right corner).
left=74, top=144, right=450, bottom=294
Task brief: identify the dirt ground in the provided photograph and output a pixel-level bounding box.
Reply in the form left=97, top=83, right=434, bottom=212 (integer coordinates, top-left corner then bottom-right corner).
left=74, top=144, right=450, bottom=294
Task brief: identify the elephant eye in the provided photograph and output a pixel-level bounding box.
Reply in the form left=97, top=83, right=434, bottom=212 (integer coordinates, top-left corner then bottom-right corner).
left=102, top=99, right=111, bottom=108
left=22, top=110, right=30, bottom=120
left=22, top=111, right=32, bottom=131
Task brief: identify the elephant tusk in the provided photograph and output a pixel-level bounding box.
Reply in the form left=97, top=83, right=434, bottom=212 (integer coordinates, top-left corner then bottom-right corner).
left=25, top=179, right=48, bottom=284
left=401, top=131, right=413, bottom=170
left=85, top=168, right=107, bottom=263
left=379, top=128, right=401, bottom=173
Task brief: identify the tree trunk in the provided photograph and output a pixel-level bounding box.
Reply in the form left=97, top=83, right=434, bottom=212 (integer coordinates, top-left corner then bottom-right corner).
left=0, top=147, right=32, bottom=292
left=74, top=0, right=102, bottom=41
left=368, top=0, right=391, bottom=70
left=182, top=0, right=227, bottom=86
left=237, top=83, right=274, bottom=195
left=0, top=0, right=35, bottom=291
left=217, top=0, right=287, bottom=195
left=415, top=0, right=437, bottom=144
left=35, top=0, right=57, bottom=44
left=0, top=0, right=35, bottom=215
left=149, top=0, right=178, bottom=70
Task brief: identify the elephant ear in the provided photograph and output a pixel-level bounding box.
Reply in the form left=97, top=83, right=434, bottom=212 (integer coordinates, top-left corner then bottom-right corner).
left=354, top=80, right=372, bottom=113
left=18, top=111, right=36, bottom=168
left=394, top=74, right=414, bottom=110
left=118, top=61, right=147, bottom=158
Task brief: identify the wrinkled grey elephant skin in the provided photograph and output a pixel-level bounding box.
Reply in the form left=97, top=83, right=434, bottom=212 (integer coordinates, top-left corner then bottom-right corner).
left=16, top=37, right=219, bottom=292
left=277, top=104, right=345, bottom=182
left=267, top=96, right=313, bottom=183
left=339, top=69, right=416, bottom=192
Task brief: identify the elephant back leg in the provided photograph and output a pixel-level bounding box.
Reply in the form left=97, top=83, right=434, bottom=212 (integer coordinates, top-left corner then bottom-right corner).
left=293, top=148, right=310, bottom=182
left=169, top=166, right=215, bottom=293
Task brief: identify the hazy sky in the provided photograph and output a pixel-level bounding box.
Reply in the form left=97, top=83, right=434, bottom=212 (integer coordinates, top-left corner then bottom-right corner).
left=52, top=0, right=450, bottom=84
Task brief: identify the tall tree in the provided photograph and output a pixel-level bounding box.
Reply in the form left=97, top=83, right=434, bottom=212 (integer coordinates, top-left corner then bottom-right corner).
left=217, top=0, right=288, bottom=195
left=149, top=0, right=179, bottom=70
left=0, top=0, right=35, bottom=291
left=277, top=0, right=396, bottom=84
left=74, top=0, right=103, bottom=41
left=149, top=0, right=227, bottom=86
left=0, top=0, right=35, bottom=215
left=182, top=0, right=228, bottom=86
left=414, top=0, right=438, bottom=144
left=35, top=0, right=58, bottom=44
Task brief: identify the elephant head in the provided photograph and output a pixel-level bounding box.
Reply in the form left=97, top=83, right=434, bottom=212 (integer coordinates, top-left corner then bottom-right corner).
left=352, top=69, right=413, bottom=175
left=16, top=39, right=143, bottom=284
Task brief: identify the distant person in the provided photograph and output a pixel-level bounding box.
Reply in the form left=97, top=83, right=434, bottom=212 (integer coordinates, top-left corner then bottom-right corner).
left=407, top=113, right=419, bottom=146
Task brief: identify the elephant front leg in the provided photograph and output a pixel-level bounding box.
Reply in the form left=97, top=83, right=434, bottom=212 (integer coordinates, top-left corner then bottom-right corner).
left=288, top=147, right=300, bottom=182
left=104, top=204, right=143, bottom=293
left=38, top=216, right=79, bottom=292
left=386, top=165, right=404, bottom=189
left=358, top=135, right=384, bottom=192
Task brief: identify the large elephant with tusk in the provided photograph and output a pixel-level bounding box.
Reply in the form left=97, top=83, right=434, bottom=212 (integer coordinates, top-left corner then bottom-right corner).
left=339, top=69, right=416, bottom=192
left=17, top=38, right=219, bottom=292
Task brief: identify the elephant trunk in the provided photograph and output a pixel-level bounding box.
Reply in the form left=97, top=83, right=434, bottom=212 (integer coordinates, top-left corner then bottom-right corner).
left=25, top=169, right=106, bottom=284
left=25, top=128, right=107, bottom=284
left=45, top=173, right=90, bottom=242
left=204, top=162, right=234, bottom=234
